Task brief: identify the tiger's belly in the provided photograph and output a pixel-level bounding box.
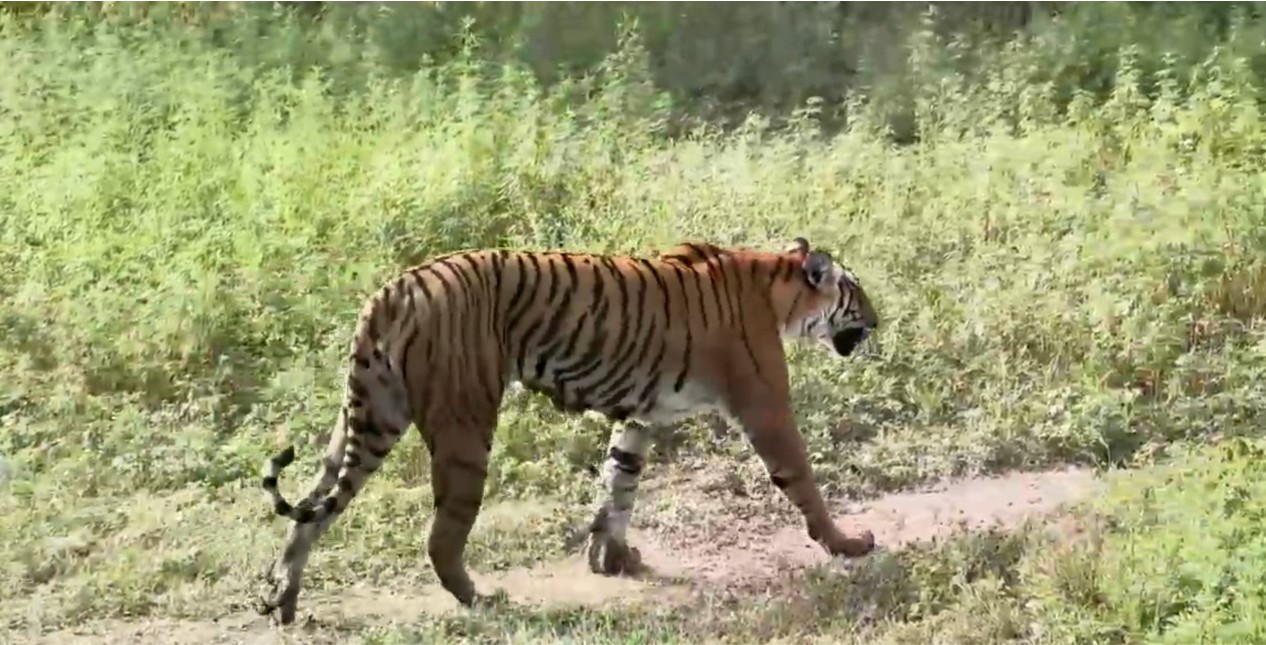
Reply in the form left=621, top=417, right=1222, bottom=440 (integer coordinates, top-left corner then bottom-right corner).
left=631, top=381, right=724, bottom=425
left=508, top=371, right=722, bottom=427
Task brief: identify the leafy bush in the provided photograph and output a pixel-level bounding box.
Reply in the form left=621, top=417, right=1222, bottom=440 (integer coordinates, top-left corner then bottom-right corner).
left=1025, top=438, right=1266, bottom=644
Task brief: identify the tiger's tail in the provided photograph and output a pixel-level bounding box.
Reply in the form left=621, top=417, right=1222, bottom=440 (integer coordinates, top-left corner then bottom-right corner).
left=261, top=284, right=414, bottom=525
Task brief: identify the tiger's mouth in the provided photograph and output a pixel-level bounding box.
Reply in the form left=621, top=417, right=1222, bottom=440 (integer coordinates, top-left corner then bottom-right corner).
left=830, top=327, right=869, bottom=357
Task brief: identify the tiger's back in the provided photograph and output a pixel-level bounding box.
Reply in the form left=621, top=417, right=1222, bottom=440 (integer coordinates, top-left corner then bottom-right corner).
left=394, top=242, right=796, bottom=425
left=258, top=238, right=880, bottom=625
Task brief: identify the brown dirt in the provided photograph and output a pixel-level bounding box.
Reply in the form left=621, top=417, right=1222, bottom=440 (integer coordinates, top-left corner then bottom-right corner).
left=17, top=465, right=1099, bottom=645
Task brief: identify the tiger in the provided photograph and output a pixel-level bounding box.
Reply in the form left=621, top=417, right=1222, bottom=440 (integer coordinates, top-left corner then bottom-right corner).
left=257, top=236, right=879, bottom=624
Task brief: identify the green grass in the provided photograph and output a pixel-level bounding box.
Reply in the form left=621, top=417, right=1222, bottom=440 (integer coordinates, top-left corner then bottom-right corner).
left=337, top=438, right=1266, bottom=645
left=2, top=4, right=1266, bottom=643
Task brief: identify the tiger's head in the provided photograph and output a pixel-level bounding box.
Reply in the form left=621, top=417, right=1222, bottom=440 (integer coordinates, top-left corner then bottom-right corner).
left=778, top=237, right=878, bottom=358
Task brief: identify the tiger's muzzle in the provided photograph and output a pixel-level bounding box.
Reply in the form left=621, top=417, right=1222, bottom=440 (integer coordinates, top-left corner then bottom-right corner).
left=830, top=327, right=870, bottom=357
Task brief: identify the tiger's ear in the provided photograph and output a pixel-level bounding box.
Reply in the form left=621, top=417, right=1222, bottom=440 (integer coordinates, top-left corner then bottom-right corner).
left=786, top=237, right=811, bottom=255
left=802, top=251, right=832, bottom=289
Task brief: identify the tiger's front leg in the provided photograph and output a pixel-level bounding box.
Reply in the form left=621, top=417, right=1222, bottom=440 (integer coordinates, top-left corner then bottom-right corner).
left=582, top=422, right=652, bottom=575
left=733, top=393, right=875, bottom=559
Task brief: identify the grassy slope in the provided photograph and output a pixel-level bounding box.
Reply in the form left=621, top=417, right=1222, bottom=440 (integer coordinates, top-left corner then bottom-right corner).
left=2, top=8, right=1266, bottom=643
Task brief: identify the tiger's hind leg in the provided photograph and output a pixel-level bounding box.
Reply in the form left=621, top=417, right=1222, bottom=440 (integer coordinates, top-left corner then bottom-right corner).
left=262, top=357, right=413, bottom=625
left=425, top=416, right=500, bottom=608
left=260, top=507, right=337, bottom=625
left=263, top=424, right=406, bottom=624
left=304, top=419, right=352, bottom=505
left=263, top=426, right=408, bottom=623
left=256, top=427, right=349, bottom=623
left=583, top=421, right=653, bottom=576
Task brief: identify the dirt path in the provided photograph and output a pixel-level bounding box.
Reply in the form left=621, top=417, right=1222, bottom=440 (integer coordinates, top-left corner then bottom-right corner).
left=19, top=466, right=1099, bottom=645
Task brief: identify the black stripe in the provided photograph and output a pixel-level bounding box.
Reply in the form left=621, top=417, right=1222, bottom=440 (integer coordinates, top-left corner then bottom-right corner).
left=429, top=261, right=475, bottom=425
left=553, top=293, right=611, bottom=384
left=489, top=252, right=508, bottom=358
left=633, top=331, right=667, bottom=413
left=366, top=319, right=381, bottom=345
left=543, top=257, right=601, bottom=379
left=441, top=256, right=478, bottom=298
left=553, top=264, right=621, bottom=403
left=349, top=377, right=368, bottom=399
left=463, top=255, right=502, bottom=408
left=720, top=257, right=742, bottom=329
left=542, top=311, right=592, bottom=394
left=380, top=285, right=394, bottom=322
left=682, top=243, right=710, bottom=259
left=780, top=257, right=797, bottom=282
left=476, top=252, right=504, bottom=362
left=726, top=259, right=762, bottom=377
left=399, top=324, right=419, bottom=389
left=411, top=270, right=438, bottom=368
left=448, top=456, right=489, bottom=477
left=590, top=261, right=652, bottom=403
left=704, top=254, right=730, bottom=326
left=530, top=256, right=581, bottom=381
left=410, top=267, right=436, bottom=304
left=669, top=265, right=693, bottom=392
left=344, top=436, right=363, bottom=468
left=271, top=445, right=296, bottom=468
left=631, top=261, right=670, bottom=412
left=397, top=279, right=420, bottom=382
left=347, top=414, right=377, bottom=438
left=596, top=380, right=638, bottom=412
left=419, top=265, right=458, bottom=358
left=505, top=254, right=537, bottom=333
left=638, top=258, right=672, bottom=332
left=691, top=264, right=711, bottom=329
left=515, top=257, right=561, bottom=378
left=608, top=446, right=645, bottom=476
left=437, top=500, right=480, bottom=521
left=606, top=258, right=631, bottom=340
left=443, top=257, right=480, bottom=335
left=785, top=290, right=804, bottom=330
left=367, top=441, right=392, bottom=460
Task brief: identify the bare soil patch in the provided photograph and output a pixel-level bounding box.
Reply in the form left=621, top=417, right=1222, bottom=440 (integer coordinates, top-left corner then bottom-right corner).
left=650, top=462, right=1098, bottom=591
left=17, top=465, right=1099, bottom=645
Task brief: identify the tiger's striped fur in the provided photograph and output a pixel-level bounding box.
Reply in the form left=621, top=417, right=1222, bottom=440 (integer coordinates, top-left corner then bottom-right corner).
left=258, top=237, right=879, bottom=624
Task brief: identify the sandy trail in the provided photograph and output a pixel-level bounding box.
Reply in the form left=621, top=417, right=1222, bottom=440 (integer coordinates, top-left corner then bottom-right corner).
left=19, top=466, right=1098, bottom=645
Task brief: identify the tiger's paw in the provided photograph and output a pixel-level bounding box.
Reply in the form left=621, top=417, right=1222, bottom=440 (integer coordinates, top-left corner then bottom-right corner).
left=470, top=587, right=512, bottom=611
left=563, top=506, right=609, bottom=554
left=255, top=577, right=300, bottom=626
left=586, top=531, right=643, bottom=576
left=825, top=529, right=876, bottom=558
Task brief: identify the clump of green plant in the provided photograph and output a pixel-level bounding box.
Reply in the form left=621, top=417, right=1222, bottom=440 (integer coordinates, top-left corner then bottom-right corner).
left=1023, top=437, right=1266, bottom=644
